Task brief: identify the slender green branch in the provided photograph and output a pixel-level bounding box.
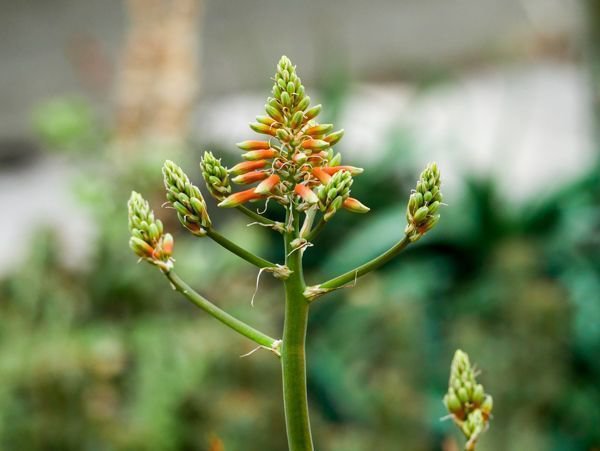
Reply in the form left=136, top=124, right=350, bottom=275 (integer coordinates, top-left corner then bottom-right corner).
left=163, top=270, right=280, bottom=353
left=206, top=228, right=278, bottom=269
left=305, top=218, right=326, bottom=242
left=236, top=205, right=275, bottom=225
left=305, top=234, right=412, bottom=301
left=281, top=213, right=314, bottom=451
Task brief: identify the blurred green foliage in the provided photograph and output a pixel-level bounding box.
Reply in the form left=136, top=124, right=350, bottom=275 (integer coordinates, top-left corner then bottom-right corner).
left=32, top=97, right=102, bottom=153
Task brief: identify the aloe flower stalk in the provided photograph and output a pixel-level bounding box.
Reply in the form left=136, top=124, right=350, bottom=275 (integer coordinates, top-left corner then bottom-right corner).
left=126, top=56, right=447, bottom=451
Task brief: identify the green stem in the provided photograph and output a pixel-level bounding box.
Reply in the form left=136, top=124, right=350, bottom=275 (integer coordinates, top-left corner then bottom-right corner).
left=236, top=205, right=276, bottom=226
left=305, top=218, right=326, bottom=242
left=206, top=228, right=278, bottom=269
left=310, top=235, right=411, bottom=298
left=281, top=213, right=314, bottom=451
left=163, top=270, right=279, bottom=351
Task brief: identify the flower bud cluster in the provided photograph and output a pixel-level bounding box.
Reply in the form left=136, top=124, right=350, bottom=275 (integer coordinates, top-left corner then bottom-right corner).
left=444, top=350, right=493, bottom=450
left=128, top=191, right=174, bottom=270
left=200, top=151, right=231, bottom=201
left=405, top=162, right=442, bottom=242
left=163, top=160, right=211, bottom=236
left=215, top=56, right=368, bottom=222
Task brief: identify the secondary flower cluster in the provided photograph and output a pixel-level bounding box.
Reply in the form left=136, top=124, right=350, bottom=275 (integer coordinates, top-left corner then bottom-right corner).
left=405, top=162, right=442, bottom=242
left=128, top=191, right=174, bottom=270
left=203, top=55, right=369, bottom=222
left=444, top=350, right=493, bottom=450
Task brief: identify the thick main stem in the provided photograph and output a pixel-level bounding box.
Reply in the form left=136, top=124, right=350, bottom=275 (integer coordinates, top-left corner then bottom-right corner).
left=281, top=214, right=314, bottom=451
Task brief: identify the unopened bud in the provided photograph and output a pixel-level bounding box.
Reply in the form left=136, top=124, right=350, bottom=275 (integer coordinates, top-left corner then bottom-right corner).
left=343, top=197, right=370, bottom=214
left=230, top=160, right=268, bottom=175
left=242, top=148, right=278, bottom=161
left=218, top=188, right=264, bottom=208
left=250, top=122, right=277, bottom=136
left=324, top=129, right=344, bottom=146
left=232, top=170, right=269, bottom=185
left=301, top=139, right=329, bottom=151
left=304, top=104, right=321, bottom=121
left=254, top=174, right=280, bottom=195
left=236, top=140, right=271, bottom=151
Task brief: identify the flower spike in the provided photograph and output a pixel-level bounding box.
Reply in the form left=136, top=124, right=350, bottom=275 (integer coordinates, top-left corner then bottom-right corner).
left=163, top=160, right=211, bottom=236
left=127, top=191, right=173, bottom=271
left=405, top=162, right=443, bottom=242
left=200, top=151, right=231, bottom=201
left=444, top=350, right=493, bottom=451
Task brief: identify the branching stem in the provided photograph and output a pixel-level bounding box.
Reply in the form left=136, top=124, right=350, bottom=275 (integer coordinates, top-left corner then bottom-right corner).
left=307, top=235, right=411, bottom=301
left=163, top=270, right=279, bottom=352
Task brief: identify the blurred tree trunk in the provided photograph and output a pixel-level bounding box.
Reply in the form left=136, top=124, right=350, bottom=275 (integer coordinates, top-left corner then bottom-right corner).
left=113, top=0, right=202, bottom=155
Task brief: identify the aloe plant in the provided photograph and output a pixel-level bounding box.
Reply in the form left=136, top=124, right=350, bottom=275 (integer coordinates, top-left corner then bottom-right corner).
left=127, top=56, right=454, bottom=451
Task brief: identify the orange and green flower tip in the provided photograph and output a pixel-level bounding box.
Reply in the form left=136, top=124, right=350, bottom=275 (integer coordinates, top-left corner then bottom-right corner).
left=305, top=124, right=334, bottom=137
left=343, top=197, right=370, bottom=214
left=229, top=160, right=268, bottom=175
left=324, top=129, right=344, bottom=145
left=236, top=140, right=271, bottom=150
left=254, top=174, right=280, bottom=195
left=129, top=236, right=155, bottom=258
left=294, top=183, right=319, bottom=204
left=232, top=170, right=269, bottom=185
left=218, top=188, right=264, bottom=208
left=256, top=115, right=280, bottom=127
left=304, top=104, right=322, bottom=121
left=160, top=233, right=174, bottom=255
left=322, top=165, right=364, bottom=176
left=312, top=167, right=332, bottom=184
left=301, top=139, right=329, bottom=151
left=250, top=122, right=277, bottom=136
left=242, top=148, right=278, bottom=161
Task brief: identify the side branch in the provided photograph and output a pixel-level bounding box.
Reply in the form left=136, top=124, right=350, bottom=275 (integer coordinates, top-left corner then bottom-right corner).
left=236, top=205, right=286, bottom=232
left=163, top=270, right=281, bottom=354
left=206, top=228, right=290, bottom=278
left=305, top=235, right=411, bottom=301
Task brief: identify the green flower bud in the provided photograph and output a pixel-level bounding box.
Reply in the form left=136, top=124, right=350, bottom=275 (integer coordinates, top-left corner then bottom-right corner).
left=265, top=104, right=284, bottom=122
left=304, top=104, right=321, bottom=121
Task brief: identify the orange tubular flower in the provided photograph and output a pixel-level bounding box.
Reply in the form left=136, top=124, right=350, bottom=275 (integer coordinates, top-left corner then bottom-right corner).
left=230, top=160, right=268, bottom=175
left=312, top=167, right=332, bottom=184
left=232, top=170, right=269, bottom=184
left=236, top=140, right=271, bottom=150
left=255, top=174, right=281, bottom=195
left=321, top=165, right=364, bottom=176
left=243, top=148, right=278, bottom=161
left=218, top=188, right=263, bottom=208
left=343, top=197, right=370, bottom=213
left=294, top=184, right=319, bottom=204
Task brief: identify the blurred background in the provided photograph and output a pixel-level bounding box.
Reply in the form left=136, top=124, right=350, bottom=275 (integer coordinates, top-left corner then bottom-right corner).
left=0, top=0, right=599, bottom=450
